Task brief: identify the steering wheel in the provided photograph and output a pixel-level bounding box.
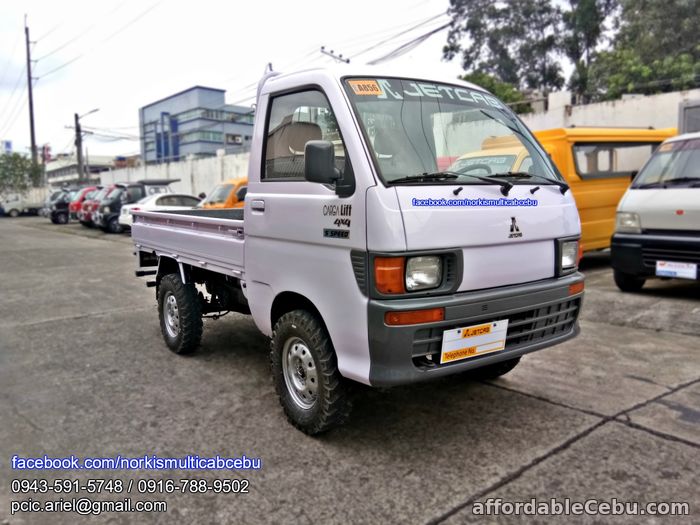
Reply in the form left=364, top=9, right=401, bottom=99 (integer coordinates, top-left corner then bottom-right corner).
left=457, top=163, right=492, bottom=175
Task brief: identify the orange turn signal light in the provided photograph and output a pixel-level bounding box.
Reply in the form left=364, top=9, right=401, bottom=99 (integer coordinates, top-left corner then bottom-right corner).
left=568, top=281, right=585, bottom=296
left=375, top=257, right=406, bottom=294
left=577, top=243, right=584, bottom=264
left=385, top=308, right=445, bottom=326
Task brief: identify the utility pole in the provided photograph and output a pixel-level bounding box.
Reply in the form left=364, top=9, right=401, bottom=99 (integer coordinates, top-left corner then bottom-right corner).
left=25, top=17, right=37, bottom=167
left=74, top=113, right=84, bottom=183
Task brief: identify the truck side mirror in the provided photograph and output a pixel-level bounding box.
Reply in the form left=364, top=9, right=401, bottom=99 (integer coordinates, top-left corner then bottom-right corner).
left=630, top=170, right=638, bottom=182
left=198, top=192, right=206, bottom=199
left=305, top=140, right=340, bottom=185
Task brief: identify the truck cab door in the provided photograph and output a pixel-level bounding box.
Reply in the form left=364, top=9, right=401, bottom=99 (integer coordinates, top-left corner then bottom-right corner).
left=244, top=83, right=371, bottom=381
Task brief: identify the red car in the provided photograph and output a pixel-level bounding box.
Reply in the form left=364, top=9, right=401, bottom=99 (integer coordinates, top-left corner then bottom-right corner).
left=79, top=185, right=112, bottom=227
left=69, top=186, right=99, bottom=220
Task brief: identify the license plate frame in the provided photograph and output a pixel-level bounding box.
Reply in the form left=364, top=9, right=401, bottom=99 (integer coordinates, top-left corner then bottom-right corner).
left=655, top=260, right=697, bottom=280
left=440, top=319, right=509, bottom=364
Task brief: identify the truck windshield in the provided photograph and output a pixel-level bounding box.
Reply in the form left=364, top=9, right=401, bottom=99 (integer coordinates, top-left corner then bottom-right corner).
left=342, top=77, right=559, bottom=185
left=203, top=184, right=234, bottom=204
left=632, top=138, right=700, bottom=188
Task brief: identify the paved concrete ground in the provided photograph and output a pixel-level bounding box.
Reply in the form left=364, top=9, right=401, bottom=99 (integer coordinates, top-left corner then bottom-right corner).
left=1, top=217, right=698, bottom=524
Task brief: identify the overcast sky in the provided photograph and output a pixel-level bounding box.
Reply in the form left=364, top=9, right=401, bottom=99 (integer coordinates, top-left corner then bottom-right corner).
left=0, top=0, right=463, bottom=158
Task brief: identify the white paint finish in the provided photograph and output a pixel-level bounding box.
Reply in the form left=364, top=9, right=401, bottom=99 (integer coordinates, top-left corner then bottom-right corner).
left=618, top=188, right=700, bottom=230
left=365, top=186, right=406, bottom=252
left=394, top=185, right=579, bottom=290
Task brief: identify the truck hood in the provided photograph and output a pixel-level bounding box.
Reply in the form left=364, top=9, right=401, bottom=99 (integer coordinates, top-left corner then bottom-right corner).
left=394, top=184, right=581, bottom=291
left=619, top=188, right=700, bottom=231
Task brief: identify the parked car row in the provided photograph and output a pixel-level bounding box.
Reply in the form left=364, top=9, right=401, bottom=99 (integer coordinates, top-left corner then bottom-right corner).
left=44, top=177, right=249, bottom=234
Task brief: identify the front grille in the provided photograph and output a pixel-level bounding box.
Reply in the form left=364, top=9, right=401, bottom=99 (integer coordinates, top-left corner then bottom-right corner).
left=411, top=296, right=581, bottom=368
left=642, top=247, right=700, bottom=268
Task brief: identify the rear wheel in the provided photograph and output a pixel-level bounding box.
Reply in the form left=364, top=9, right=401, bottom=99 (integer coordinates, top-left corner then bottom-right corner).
left=157, top=273, right=202, bottom=354
left=614, top=269, right=645, bottom=292
left=469, top=357, right=521, bottom=380
left=270, top=310, right=351, bottom=435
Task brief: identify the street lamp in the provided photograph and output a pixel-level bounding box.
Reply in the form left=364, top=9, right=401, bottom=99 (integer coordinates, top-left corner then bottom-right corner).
left=75, top=108, right=99, bottom=183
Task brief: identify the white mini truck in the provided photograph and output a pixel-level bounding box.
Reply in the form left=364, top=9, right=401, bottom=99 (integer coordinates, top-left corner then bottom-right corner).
left=611, top=132, right=700, bottom=290
left=132, top=68, right=585, bottom=434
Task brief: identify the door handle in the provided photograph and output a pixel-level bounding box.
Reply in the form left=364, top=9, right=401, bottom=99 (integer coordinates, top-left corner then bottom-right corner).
left=250, top=199, right=265, bottom=212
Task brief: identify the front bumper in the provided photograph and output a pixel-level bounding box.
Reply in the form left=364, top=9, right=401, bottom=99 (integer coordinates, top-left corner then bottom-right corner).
left=611, top=232, right=700, bottom=278
left=367, top=273, right=584, bottom=386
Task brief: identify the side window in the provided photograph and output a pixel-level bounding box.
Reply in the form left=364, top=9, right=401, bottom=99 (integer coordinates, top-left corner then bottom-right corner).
left=263, top=89, right=348, bottom=181
left=158, top=196, right=175, bottom=206
left=573, top=142, right=660, bottom=179
left=127, top=186, right=145, bottom=202
left=179, top=196, right=200, bottom=207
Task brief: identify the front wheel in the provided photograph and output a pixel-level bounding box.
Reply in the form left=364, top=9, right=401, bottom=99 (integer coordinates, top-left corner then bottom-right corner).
left=157, top=273, right=202, bottom=354
left=56, top=212, right=68, bottom=224
left=8, top=209, right=19, bottom=218
left=270, top=310, right=351, bottom=435
left=614, top=269, right=645, bottom=292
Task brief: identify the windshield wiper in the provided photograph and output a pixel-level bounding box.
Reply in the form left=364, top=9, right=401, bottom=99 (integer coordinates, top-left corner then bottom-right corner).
left=388, top=171, right=512, bottom=196
left=661, top=177, right=700, bottom=186
left=636, top=177, right=700, bottom=189
left=489, top=171, right=570, bottom=194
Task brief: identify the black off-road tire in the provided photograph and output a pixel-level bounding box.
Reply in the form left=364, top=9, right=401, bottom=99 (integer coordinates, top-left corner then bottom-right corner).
left=56, top=212, right=68, bottom=224
left=157, top=273, right=202, bottom=355
left=613, top=269, right=645, bottom=292
left=270, top=310, right=352, bottom=435
left=469, top=357, right=521, bottom=380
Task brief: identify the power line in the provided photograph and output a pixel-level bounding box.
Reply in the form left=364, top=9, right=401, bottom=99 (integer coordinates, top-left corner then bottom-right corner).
left=367, top=22, right=450, bottom=65
left=350, top=12, right=447, bottom=59
left=36, top=1, right=162, bottom=80
left=35, top=1, right=125, bottom=61
left=0, top=65, right=27, bottom=122
left=0, top=29, right=22, bottom=88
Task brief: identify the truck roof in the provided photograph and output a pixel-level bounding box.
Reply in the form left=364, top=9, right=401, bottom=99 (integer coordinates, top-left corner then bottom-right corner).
left=665, top=130, right=700, bottom=143
left=259, top=65, right=491, bottom=97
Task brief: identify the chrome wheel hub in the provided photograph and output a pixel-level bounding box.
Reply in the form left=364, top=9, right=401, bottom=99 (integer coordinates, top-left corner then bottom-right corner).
left=164, top=292, right=180, bottom=338
left=282, top=337, right=318, bottom=410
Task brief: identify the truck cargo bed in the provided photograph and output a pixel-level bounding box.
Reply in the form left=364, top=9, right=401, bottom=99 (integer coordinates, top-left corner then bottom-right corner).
left=131, top=208, right=245, bottom=278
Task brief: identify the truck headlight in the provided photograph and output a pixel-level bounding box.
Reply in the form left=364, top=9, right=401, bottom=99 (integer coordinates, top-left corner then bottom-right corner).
left=406, top=256, right=442, bottom=291
left=615, top=212, right=641, bottom=234
left=561, top=241, right=579, bottom=270
left=102, top=206, right=111, bottom=214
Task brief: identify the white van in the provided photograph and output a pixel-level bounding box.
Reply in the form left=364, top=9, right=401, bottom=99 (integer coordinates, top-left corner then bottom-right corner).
left=611, top=132, right=700, bottom=291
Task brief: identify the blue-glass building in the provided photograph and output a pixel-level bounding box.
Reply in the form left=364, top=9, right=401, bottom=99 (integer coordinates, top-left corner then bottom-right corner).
left=139, top=86, right=254, bottom=164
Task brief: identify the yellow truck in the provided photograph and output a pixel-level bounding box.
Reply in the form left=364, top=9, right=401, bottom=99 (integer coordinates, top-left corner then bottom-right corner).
left=449, top=128, right=676, bottom=252
left=534, top=128, right=676, bottom=252
left=199, top=178, right=248, bottom=209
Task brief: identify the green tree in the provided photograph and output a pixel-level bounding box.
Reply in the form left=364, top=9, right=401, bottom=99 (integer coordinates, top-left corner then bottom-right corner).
left=0, top=153, right=43, bottom=196
left=587, top=0, right=700, bottom=99
left=444, top=0, right=564, bottom=93
left=561, top=0, right=617, bottom=101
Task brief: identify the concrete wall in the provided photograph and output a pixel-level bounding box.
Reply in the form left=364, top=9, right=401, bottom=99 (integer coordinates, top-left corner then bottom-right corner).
left=100, top=151, right=249, bottom=196
left=521, top=89, right=700, bottom=131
